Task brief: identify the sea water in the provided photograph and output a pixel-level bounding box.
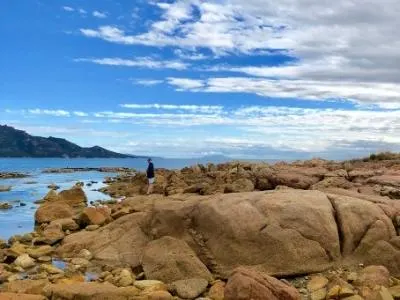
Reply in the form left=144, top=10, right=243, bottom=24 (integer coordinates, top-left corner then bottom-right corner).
left=0, top=157, right=232, bottom=239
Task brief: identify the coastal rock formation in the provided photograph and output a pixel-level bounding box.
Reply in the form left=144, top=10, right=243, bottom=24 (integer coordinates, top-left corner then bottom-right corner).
left=58, top=189, right=400, bottom=278
left=0, top=172, right=28, bottom=179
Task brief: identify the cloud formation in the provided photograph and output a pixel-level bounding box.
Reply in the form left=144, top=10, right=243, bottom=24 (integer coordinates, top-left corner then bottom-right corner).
left=75, top=57, right=188, bottom=70
left=5, top=104, right=400, bottom=158
left=93, top=11, right=107, bottom=18
left=78, top=0, right=400, bottom=108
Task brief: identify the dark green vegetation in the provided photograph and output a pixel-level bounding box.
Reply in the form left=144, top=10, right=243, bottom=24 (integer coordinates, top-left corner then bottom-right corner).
left=0, top=125, right=135, bottom=158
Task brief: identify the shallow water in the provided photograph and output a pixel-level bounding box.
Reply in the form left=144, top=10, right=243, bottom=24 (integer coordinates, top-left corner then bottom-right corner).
left=0, top=157, right=236, bottom=240
left=0, top=171, right=113, bottom=240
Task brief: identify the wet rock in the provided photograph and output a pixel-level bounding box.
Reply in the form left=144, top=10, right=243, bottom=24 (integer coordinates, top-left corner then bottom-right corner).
left=0, top=186, right=11, bottom=192
left=39, top=264, right=64, bottom=275
left=48, top=183, right=60, bottom=190
left=0, top=203, right=12, bottom=210
left=171, top=278, right=208, bottom=299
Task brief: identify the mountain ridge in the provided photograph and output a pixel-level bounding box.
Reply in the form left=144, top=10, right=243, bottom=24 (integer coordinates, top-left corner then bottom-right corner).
left=0, top=125, right=136, bottom=158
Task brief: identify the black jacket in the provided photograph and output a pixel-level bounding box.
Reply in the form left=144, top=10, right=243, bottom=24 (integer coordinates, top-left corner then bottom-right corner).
left=147, top=162, right=155, bottom=178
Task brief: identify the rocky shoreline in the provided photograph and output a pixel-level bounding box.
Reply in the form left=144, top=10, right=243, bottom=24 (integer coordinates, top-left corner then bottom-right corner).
left=1, top=156, right=400, bottom=299
left=0, top=172, right=29, bottom=179
left=42, top=167, right=135, bottom=174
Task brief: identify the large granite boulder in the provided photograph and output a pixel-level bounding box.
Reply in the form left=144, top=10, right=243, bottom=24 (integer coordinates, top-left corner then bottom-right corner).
left=58, top=189, right=400, bottom=278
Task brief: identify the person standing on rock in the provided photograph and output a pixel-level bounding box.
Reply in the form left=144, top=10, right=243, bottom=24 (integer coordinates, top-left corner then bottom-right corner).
left=146, top=158, right=155, bottom=195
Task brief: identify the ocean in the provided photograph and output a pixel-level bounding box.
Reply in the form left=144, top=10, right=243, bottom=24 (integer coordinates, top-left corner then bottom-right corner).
left=0, top=157, right=233, bottom=240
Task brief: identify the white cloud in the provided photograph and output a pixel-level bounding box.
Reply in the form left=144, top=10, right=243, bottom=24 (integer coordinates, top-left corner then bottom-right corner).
left=166, top=77, right=400, bottom=109
left=93, top=11, right=107, bottom=18
left=167, top=77, right=205, bottom=90
left=73, top=111, right=89, bottom=117
left=62, top=6, right=74, bottom=12
left=133, top=79, right=164, bottom=86
left=28, top=109, right=70, bottom=117
left=174, top=49, right=211, bottom=61
left=4, top=105, right=400, bottom=157
left=78, top=9, right=87, bottom=15
left=120, top=103, right=224, bottom=114
left=75, top=57, right=188, bottom=70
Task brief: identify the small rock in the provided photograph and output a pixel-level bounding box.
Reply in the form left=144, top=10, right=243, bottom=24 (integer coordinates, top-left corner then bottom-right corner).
left=389, top=285, right=400, bottom=299
left=7, top=274, right=22, bottom=282
left=0, top=185, right=12, bottom=192
left=171, top=278, right=209, bottom=299
left=50, top=218, right=79, bottom=231
left=29, top=273, right=48, bottom=280
left=145, top=290, right=173, bottom=300
left=117, top=269, right=134, bottom=287
left=27, top=246, right=54, bottom=258
left=86, top=225, right=100, bottom=231
left=0, top=202, right=13, bottom=210
left=354, top=265, right=390, bottom=289
left=0, top=239, right=7, bottom=248
left=14, top=254, right=36, bottom=269
left=37, top=256, right=52, bottom=263
left=347, top=272, right=358, bottom=283
left=208, top=280, right=225, bottom=300
left=48, top=184, right=60, bottom=190
left=70, top=258, right=90, bottom=268
left=311, top=288, right=327, bottom=300
left=77, top=249, right=93, bottom=260
left=134, top=280, right=167, bottom=290
left=377, top=286, right=395, bottom=300
left=40, top=264, right=64, bottom=275
left=307, top=276, right=329, bottom=292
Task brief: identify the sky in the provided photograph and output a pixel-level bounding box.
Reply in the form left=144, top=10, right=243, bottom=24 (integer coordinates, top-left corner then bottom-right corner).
left=1, top=0, right=399, bottom=159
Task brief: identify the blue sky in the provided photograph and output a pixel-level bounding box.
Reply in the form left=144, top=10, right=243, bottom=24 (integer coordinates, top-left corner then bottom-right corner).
left=1, top=0, right=399, bottom=159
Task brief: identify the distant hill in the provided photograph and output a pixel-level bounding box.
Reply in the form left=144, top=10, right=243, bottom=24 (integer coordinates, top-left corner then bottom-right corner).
left=0, top=125, right=136, bottom=158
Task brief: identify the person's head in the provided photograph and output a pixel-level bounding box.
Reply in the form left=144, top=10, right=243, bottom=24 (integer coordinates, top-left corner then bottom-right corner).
left=147, top=158, right=152, bottom=164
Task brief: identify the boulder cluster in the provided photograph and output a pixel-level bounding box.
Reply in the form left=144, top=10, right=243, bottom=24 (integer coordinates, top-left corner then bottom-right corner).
left=1, top=157, right=400, bottom=299
left=101, top=158, right=400, bottom=199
